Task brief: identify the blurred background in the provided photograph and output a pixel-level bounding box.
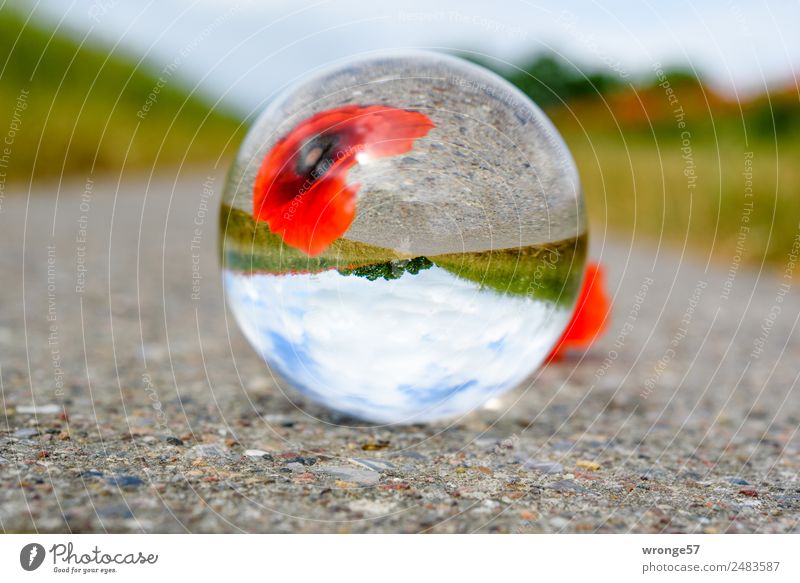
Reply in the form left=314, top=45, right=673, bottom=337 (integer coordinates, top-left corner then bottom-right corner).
left=2, top=0, right=798, bottom=264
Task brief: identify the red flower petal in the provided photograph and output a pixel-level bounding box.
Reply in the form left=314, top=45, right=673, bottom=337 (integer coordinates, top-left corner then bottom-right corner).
left=253, top=105, right=435, bottom=256
left=547, top=262, right=611, bottom=362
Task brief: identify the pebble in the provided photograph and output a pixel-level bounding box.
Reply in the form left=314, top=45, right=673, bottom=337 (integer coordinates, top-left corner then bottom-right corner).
left=80, top=471, right=104, bottom=479
left=361, top=440, right=390, bottom=451
left=97, top=504, right=134, bottom=519
left=552, top=441, right=574, bottom=451
left=318, top=466, right=380, bottom=485
left=16, top=404, right=61, bottom=415
left=285, top=462, right=305, bottom=472
left=165, top=437, right=185, bottom=446
left=106, top=476, right=145, bottom=488
left=284, top=456, right=316, bottom=466
left=524, top=461, right=564, bottom=474
left=244, top=449, right=272, bottom=459
left=396, top=451, right=427, bottom=461
left=550, top=516, right=571, bottom=529
left=349, top=458, right=396, bottom=472
left=187, top=444, right=230, bottom=459
left=727, top=477, right=749, bottom=485
left=348, top=499, right=395, bottom=514
left=13, top=428, right=39, bottom=439
left=576, top=460, right=601, bottom=471
left=546, top=480, right=589, bottom=494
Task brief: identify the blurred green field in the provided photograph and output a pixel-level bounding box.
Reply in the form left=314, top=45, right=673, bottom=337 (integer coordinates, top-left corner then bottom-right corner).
left=487, top=54, right=800, bottom=267
left=2, top=6, right=797, bottom=268
left=0, top=7, right=243, bottom=183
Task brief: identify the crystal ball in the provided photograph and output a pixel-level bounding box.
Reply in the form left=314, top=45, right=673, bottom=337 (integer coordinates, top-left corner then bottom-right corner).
left=220, top=51, right=586, bottom=423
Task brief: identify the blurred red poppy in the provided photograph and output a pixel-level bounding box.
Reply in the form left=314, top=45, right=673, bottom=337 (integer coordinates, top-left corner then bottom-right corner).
left=547, top=262, right=611, bottom=361
left=253, top=105, right=435, bottom=256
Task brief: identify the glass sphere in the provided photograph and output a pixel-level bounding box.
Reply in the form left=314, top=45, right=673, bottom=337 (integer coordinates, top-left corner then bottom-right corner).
left=220, top=51, right=586, bottom=423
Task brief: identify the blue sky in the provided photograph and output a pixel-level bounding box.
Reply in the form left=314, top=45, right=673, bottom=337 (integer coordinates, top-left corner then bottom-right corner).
left=20, top=0, right=800, bottom=115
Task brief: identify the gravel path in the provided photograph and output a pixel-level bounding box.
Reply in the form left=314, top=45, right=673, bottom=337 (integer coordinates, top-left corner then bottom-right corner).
left=1, top=169, right=798, bottom=533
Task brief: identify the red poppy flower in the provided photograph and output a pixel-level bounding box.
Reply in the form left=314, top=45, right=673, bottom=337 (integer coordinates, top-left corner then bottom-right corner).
left=547, top=262, right=611, bottom=362
left=253, top=105, right=435, bottom=256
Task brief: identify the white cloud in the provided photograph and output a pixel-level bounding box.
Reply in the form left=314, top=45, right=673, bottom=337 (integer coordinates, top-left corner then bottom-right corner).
left=225, top=265, right=569, bottom=423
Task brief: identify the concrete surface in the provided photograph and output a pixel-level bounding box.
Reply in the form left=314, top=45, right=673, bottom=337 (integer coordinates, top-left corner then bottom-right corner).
left=1, top=169, right=798, bottom=533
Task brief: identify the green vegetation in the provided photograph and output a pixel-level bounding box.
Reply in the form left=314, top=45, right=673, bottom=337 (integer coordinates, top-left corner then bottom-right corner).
left=222, top=203, right=583, bottom=305
left=432, top=235, right=586, bottom=305
left=480, top=53, right=800, bottom=267
left=0, top=7, right=242, bottom=182
left=339, top=257, right=433, bottom=281
left=220, top=204, right=408, bottom=274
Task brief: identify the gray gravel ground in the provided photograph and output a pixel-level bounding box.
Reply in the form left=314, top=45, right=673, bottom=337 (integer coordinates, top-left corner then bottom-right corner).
left=1, top=169, right=799, bottom=533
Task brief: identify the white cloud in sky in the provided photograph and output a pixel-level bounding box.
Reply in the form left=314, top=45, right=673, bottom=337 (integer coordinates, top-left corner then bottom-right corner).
left=224, top=266, right=569, bottom=422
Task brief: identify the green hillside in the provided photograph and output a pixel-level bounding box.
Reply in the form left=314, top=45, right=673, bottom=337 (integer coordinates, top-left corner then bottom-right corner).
left=0, top=7, right=243, bottom=182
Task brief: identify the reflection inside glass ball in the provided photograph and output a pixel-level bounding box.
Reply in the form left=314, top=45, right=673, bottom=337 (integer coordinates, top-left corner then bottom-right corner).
left=220, top=51, right=586, bottom=423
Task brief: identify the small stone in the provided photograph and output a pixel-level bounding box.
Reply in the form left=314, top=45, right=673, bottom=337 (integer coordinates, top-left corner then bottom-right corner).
left=107, top=475, right=144, bottom=488
left=244, top=449, right=272, bottom=460
left=80, top=471, right=104, bottom=479
left=14, top=428, right=39, bottom=439
left=166, top=437, right=184, bottom=446
left=396, top=451, right=427, bottom=460
left=186, top=443, right=230, bottom=460
left=546, top=480, right=589, bottom=494
left=550, top=516, right=571, bottom=529
left=361, top=440, right=390, bottom=451
left=284, top=456, right=316, bottom=466
left=378, top=481, right=410, bottom=491
left=16, top=404, right=61, bottom=415
left=576, top=460, right=601, bottom=471
left=349, top=499, right=395, bottom=514
left=524, top=461, right=564, bottom=474
left=285, top=462, right=305, bottom=472
left=726, top=477, right=749, bottom=485
left=739, top=489, right=759, bottom=497
left=348, top=458, right=396, bottom=472
left=318, top=465, right=380, bottom=485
